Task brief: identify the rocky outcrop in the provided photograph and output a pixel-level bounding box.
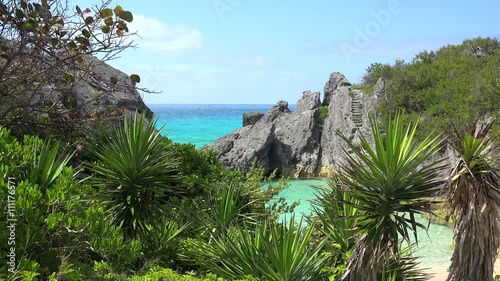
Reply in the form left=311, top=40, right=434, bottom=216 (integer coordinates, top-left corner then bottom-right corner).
left=322, top=72, right=352, bottom=106
left=206, top=73, right=382, bottom=177
left=319, top=85, right=380, bottom=176
left=1, top=49, right=152, bottom=137
left=243, top=112, right=265, bottom=126
left=207, top=91, right=322, bottom=177
left=63, top=55, right=153, bottom=131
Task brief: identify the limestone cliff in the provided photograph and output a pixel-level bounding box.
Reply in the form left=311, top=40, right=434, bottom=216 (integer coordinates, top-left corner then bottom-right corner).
left=205, top=72, right=384, bottom=177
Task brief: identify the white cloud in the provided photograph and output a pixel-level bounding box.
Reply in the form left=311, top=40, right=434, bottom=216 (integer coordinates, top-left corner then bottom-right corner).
left=200, top=54, right=274, bottom=66
left=129, top=15, right=202, bottom=54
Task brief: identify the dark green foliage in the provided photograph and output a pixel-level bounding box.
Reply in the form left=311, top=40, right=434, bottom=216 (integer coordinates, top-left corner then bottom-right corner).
left=1, top=109, right=295, bottom=279
left=312, top=181, right=358, bottom=266
left=192, top=216, right=329, bottom=281
left=362, top=37, right=500, bottom=137
left=88, top=112, right=180, bottom=240
left=334, top=113, right=445, bottom=280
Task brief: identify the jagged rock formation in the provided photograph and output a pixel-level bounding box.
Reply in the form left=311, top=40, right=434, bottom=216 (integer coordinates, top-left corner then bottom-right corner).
left=206, top=72, right=382, bottom=177
left=243, top=112, right=265, bottom=126
left=318, top=82, right=380, bottom=176
left=0, top=49, right=152, bottom=137
left=207, top=92, right=322, bottom=177
left=322, top=72, right=352, bottom=106
left=70, top=56, right=153, bottom=120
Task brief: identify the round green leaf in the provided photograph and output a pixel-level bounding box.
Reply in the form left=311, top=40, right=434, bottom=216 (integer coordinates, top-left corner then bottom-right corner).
left=66, top=41, right=77, bottom=49
left=110, top=77, right=117, bottom=85
left=99, top=8, right=113, bottom=18
left=130, top=74, right=140, bottom=83
left=15, top=9, right=24, bottom=18
left=114, top=5, right=124, bottom=16
left=76, top=36, right=89, bottom=46
left=118, top=11, right=133, bottom=22
left=101, top=25, right=110, bottom=33
left=82, top=29, right=90, bottom=38
left=25, top=20, right=37, bottom=31
left=85, top=16, right=94, bottom=24
left=104, top=18, right=113, bottom=26
left=51, top=38, right=59, bottom=47
left=65, top=73, right=74, bottom=82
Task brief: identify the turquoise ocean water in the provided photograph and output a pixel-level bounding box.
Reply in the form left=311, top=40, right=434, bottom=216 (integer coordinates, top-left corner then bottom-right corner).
left=150, top=104, right=454, bottom=270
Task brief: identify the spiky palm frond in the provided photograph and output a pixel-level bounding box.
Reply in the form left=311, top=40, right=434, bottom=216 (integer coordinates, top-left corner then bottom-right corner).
left=445, top=119, right=500, bottom=281
left=88, top=112, right=180, bottom=240
left=29, top=139, right=74, bottom=192
left=198, top=216, right=328, bottom=281
left=311, top=179, right=359, bottom=260
left=337, top=113, right=445, bottom=281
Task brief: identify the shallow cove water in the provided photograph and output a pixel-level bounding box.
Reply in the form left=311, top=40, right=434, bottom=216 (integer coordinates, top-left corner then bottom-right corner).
left=279, top=179, right=454, bottom=270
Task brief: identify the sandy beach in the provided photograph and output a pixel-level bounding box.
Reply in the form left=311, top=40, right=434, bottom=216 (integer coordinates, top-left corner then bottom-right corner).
left=425, top=258, right=500, bottom=281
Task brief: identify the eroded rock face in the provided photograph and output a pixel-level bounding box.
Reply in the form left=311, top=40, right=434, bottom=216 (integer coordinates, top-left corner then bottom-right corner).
left=206, top=91, right=322, bottom=177
left=69, top=56, right=153, bottom=120
left=323, top=72, right=352, bottom=106
left=206, top=72, right=382, bottom=177
left=319, top=87, right=379, bottom=176
left=243, top=112, right=265, bottom=126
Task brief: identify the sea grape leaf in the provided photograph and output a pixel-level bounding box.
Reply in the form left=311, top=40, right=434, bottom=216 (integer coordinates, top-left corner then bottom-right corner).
left=118, top=11, right=133, bottom=22
left=100, top=8, right=113, bottom=18
left=130, top=74, right=140, bottom=83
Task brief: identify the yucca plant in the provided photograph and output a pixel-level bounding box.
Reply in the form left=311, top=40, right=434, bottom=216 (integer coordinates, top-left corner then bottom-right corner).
left=28, top=137, right=74, bottom=192
left=378, top=246, right=427, bottom=281
left=195, top=181, right=258, bottom=239
left=311, top=180, right=358, bottom=265
left=445, top=119, right=500, bottom=281
left=198, top=216, right=328, bottom=281
left=88, top=112, right=180, bottom=240
left=336, top=113, right=445, bottom=281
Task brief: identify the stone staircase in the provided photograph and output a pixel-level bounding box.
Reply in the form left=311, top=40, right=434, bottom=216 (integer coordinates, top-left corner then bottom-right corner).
left=351, top=90, right=363, bottom=127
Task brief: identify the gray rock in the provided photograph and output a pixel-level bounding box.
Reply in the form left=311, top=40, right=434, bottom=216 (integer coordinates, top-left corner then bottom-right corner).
left=296, top=90, right=321, bottom=113
left=209, top=124, right=275, bottom=173
left=319, top=86, right=380, bottom=176
left=373, top=77, right=386, bottom=98
left=243, top=112, right=264, bottom=126
left=208, top=71, right=470, bottom=179
left=323, top=72, right=351, bottom=106
left=206, top=72, right=389, bottom=177
left=206, top=94, right=321, bottom=177
left=69, top=55, right=152, bottom=120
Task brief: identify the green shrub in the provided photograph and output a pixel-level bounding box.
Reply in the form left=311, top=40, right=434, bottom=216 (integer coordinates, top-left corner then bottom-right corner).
left=193, top=216, right=328, bottom=281
left=319, top=105, right=328, bottom=119
left=363, top=37, right=500, bottom=137
left=88, top=112, right=181, bottom=240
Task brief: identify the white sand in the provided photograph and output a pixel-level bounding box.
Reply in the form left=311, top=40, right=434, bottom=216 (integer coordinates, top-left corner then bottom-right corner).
left=424, top=258, right=500, bottom=281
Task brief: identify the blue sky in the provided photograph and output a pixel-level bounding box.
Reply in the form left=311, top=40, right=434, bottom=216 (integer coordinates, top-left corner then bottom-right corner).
left=74, top=0, right=500, bottom=104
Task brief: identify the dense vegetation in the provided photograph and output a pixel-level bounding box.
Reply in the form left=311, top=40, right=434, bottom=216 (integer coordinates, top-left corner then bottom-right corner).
left=0, top=113, right=291, bottom=280
left=0, top=0, right=145, bottom=139
left=2, top=111, right=498, bottom=280
left=1, top=1, right=498, bottom=280
left=362, top=37, right=500, bottom=137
